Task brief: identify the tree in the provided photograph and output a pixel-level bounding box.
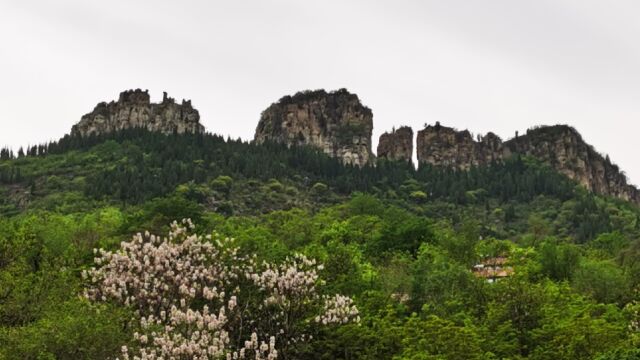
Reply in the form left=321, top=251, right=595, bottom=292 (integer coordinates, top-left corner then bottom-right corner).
left=485, top=277, right=546, bottom=357
left=527, top=214, right=551, bottom=246
left=84, top=219, right=359, bottom=359
left=572, top=260, right=630, bottom=304
left=399, top=315, right=484, bottom=360
left=539, top=241, right=581, bottom=281
left=409, top=190, right=427, bottom=203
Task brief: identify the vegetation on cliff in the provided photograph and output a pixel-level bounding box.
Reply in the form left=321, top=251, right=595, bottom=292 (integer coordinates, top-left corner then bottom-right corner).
left=1, top=129, right=640, bottom=359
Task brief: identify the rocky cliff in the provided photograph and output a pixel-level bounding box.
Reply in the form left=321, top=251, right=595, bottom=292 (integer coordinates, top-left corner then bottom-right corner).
left=254, top=89, right=374, bottom=166
left=377, top=126, right=413, bottom=162
left=69, top=88, right=639, bottom=204
left=72, top=89, right=204, bottom=137
left=416, top=122, right=503, bottom=170
left=504, top=126, right=640, bottom=203
left=416, top=123, right=640, bottom=203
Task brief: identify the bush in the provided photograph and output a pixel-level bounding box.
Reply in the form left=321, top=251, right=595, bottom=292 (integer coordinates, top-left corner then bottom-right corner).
left=210, top=175, right=233, bottom=194
left=409, top=190, right=428, bottom=203
left=0, top=299, right=131, bottom=360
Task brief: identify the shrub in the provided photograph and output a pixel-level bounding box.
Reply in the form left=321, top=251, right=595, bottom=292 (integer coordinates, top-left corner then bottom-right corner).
left=409, top=191, right=428, bottom=203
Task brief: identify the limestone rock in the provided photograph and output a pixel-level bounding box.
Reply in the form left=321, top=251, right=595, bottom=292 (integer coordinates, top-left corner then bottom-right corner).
left=72, top=89, right=204, bottom=137
left=416, top=122, right=503, bottom=171
left=415, top=122, right=640, bottom=204
left=377, top=126, right=413, bottom=162
left=503, top=125, right=640, bottom=203
left=254, top=89, right=374, bottom=166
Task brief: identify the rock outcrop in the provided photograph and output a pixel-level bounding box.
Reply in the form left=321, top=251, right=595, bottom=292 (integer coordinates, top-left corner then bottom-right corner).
left=254, top=89, right=374, bottom=166
left=69, top=87, right=640, bottom=204
left=72, top=89, right=204, bottom=137
left=504, top=126, right=640, bottom=203
left=416, top=122, right=503, bottom=170
left=416, top=123, right=640, bottom=204
left=377, top=126, right=413, bottom=162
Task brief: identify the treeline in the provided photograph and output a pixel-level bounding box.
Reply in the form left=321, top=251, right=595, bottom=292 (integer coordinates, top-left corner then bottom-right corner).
left=0, top=129, right=579, bottom=206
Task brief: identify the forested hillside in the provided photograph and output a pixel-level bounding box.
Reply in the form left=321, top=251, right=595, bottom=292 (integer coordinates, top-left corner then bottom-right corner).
left=1, top=130, right=640, bottom=359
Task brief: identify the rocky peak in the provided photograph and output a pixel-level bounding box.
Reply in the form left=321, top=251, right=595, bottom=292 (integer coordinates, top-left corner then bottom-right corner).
left=416, top=122, right=503, bottom=170
left=377, top=126, right=413, bottom=162
left=415, top=122, right=640, bottom=204
left=254, top=89, right=374, bottom=166
left=117, top=89, right=151, bottom=105
left=503, top=125, right=640, bottom=203
left=71, top=89, right=204, bottom=137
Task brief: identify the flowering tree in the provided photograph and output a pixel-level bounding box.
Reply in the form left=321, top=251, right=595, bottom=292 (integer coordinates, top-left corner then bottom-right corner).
left=83, top=219, right=359, bottom=359
left=625, top=289, right=640, bottom=346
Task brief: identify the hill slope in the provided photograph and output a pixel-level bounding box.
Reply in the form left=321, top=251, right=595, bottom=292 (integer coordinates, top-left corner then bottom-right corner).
left=2, top=93, right=640, bottom=359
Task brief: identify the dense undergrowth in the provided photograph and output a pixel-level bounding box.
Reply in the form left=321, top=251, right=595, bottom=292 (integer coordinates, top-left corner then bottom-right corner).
left=1, top=130, right=640, bottom=359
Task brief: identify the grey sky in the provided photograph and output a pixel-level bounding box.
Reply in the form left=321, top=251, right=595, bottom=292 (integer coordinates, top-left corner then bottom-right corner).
left=1, top=0, right=639, bottom=184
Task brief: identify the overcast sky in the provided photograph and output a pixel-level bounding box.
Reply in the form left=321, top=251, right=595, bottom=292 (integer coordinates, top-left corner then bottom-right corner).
left=1, top=0, right=639, bottom=184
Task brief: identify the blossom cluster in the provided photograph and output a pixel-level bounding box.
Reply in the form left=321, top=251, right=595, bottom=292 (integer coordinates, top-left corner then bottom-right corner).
left=626, top=295, right=640, bottom=333
left=250, top=254, right=322, bottom=305
left=315, top=294, right=360, bottom=325
left=84, top=219, right=358, bottom=359
left=84, top=220, right=233, bottom=316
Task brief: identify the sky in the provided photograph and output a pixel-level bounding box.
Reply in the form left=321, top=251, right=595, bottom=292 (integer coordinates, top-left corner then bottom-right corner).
left=1, top=0, right=639, bottom=184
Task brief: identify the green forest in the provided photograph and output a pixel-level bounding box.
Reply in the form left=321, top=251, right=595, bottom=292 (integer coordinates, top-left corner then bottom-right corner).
left=1, top=129, right=640, bottom=359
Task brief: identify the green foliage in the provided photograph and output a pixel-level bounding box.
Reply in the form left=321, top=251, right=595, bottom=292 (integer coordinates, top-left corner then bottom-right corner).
left=0, top=300, right=131, bottom=360
left=209, top=175, right=233, bottom=194
left=572, top=259, right=630, bottom=304
left=591, top=231, right=629, bottom=257
left=409, top=190, right=427, bottom=203
left=398, top=315, right=485, bottom=360
left=1, top=130, right=640, bottom=359
left=595, top=348, right=640, bottom=360
left=539, top=240, right=581, bottom=281
left=410, top=244, right=480, bottom=315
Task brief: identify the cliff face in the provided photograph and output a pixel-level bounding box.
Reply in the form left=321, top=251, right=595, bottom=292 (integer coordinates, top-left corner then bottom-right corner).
left=504, top=126, right=640, bottom=203
left=254, top=89, right=374, bottom=166
left=416, top=122, right=503, bottom=170
left=377, top=126, right=413, bottom=162
left=416, top=123, right=640, bottom=204
left=72, top=89, right=204, bottom=137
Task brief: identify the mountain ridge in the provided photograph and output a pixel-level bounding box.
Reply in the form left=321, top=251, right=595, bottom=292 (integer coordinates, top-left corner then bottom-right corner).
left=16, top=88, right=639, bottom=206
left=413, top=122, right=640, bottom=204
left=71, top=89, right=204, bottom=137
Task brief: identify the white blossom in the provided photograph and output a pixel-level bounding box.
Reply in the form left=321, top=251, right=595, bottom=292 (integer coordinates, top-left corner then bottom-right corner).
left=86, top=219, right=358, bottom=359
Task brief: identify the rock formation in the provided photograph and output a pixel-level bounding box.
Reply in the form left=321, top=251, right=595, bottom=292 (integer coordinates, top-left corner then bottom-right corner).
left=72, top=89, right=204, bottom=137
left=254, top=89, right=374, bottom=166
left=377, top=126, right=413, bottom=162
left=416, top=122, right=640, bottom=204
left=70, top=87, right=640, bottom=204
left=416, top=122, right=503, bottom=170
left=504, top=125, right=640, bottom=203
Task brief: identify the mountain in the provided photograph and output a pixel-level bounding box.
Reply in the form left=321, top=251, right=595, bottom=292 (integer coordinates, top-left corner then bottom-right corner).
left=72, top=89, right=204, bottom=137
left=2, top=89, right=640, bottom=360
left=65, top=88, right=640, bottom=206
left=252, top=88, right=640, bottom=204
left=415, top=123, right=640, bottom=204
left=254, top=89, right=374, bottom=167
